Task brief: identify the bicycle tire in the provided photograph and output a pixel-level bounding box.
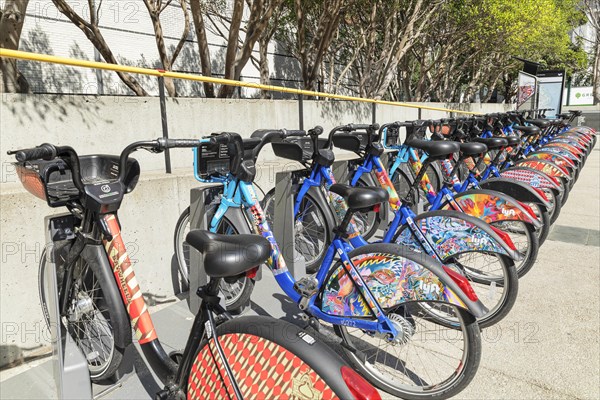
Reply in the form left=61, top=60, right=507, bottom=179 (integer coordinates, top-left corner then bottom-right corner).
left=392, top=224, right=519, bottom=329
left=351, top=176, right=382, bottom=241
left=529, top=203, right=551, bottom=246
left=328, top=243, right=482, bottom=400
left=262, top=189, right=331, bottom=274
left=187, top=316, right=366, bottom=399
left=174, top=207, right=254, bottom=313
left=391, top=170, right=419, bottom=213
left=39, top=247, right=129, bottom=382
left=490, top=220, right=538, bottom=278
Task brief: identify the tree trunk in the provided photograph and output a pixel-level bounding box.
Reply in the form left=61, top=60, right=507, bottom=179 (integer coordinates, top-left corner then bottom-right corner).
left=0, top=0, right=30, bottom=93
left=258, top=34, right=271, bottom=99
left=218, top=0, right=244, bottom=98
left=52, top=0, right=148, bottom=96
left=148, top=11, right=177, bottom=97
left=190, top=0, right=215, bottom=97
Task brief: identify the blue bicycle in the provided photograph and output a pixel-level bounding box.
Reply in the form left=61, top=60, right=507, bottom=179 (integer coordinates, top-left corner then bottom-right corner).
left=262, top=124, right=520, bottom=329
left=175, top=129, right=485, bottom=399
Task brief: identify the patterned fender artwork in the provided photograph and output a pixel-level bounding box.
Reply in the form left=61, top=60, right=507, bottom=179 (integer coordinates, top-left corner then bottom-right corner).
left=103, top=214, right=157, bottom=344
left=442, top=193, right=533, bottom=224
left=372, top=157, right=401, bottom=210
left=440, top=159, right=462, bottom=185
left=516, top=159, right=569, bottom=179
left=552, top=137, right=587, bottom=149
left=528, top=152, right=575, bottom=170
left=536, top=145, right=580, bottom=160
left=188, top=333, right=334, bottom=399
left=500, top=169, right=558, bottom=190
left=320, top=252, right=466, bottom=317
left=408, top=154, right=437, bottom=198
left=395, top=215, right=508, bottom=261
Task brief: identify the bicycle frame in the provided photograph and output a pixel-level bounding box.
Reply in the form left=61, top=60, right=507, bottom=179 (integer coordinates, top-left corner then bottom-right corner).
left=202, top=171, right=400, bottom=337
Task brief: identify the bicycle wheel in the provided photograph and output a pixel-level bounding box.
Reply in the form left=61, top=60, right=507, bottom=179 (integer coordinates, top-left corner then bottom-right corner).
left=262, top=189, right=330, bottom=273
left=541, top=187, right=562, bottom=225
left=174, top=207, right=254, bottom=313
left=445, top=252, right=518, bottom=328
left=187, top=316, right=375, bottom=399
left=39, top=248, right=129, bottom=382
left=526, top=202, right=551, bottom=246
left=327, top=244, right=481, bottom=399
left=351, top=177, right=382, bottom=241
left=391, top=170, right=419, bottom=213
left=490, top=220, right=538, bottom=278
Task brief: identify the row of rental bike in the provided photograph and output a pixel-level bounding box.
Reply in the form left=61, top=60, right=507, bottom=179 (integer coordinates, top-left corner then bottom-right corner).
left=10, top=108, right=595, bottom=399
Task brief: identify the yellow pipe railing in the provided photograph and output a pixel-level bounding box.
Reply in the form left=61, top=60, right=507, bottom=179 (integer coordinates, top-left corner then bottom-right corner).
left=0, top=48, right=482, bottom=115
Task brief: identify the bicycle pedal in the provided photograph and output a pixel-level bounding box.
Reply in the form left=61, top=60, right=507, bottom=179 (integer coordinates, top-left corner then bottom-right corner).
left=294, top=277, right=319, bottom=310
left=294, top=277, right=318, bottom=297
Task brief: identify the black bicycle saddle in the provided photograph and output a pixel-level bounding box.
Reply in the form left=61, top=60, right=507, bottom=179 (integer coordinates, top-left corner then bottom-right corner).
left=186, top=231, right=271, bottom=278
left=473, top=137, right=508, bottom=149
left=504, top=136, right=521, bottom=147
left=329, top=184, right=388, bottom=211
left=513, top=125, right=541, bottom=136
left=406, top=138, right=460, bottom=158
left=459, top=142, right=487, bottom=156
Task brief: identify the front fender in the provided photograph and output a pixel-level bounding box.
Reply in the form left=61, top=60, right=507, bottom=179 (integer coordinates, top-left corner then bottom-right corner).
left=442, top=189, right=541, bottom=228
left=478, top=178, right=551, bottom=211
left=395, top=210, right=521, bottom=262
left=319, top=243, right=487, bottom=319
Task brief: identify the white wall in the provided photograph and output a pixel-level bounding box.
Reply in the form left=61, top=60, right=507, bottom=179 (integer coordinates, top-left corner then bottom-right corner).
left=0, top=94, right=509, bottom=350
left=14, top=0, right=298, bottom=97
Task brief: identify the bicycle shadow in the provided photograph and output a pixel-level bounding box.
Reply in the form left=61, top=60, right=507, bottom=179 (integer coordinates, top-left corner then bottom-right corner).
left=250, top=293, right=304, bottom=326
left=92, top=344, right=161, bottom=399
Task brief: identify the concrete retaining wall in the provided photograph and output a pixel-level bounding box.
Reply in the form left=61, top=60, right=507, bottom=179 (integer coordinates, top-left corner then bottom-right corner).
left=0, top=94, right=511, bottom=348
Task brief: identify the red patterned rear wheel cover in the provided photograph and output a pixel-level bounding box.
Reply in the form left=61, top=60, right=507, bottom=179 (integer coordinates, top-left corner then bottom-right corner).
left=187, top=333, right=337, bottom=400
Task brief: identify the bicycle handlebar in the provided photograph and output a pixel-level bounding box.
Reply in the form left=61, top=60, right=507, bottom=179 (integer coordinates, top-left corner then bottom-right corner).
left=8, top=143, right=57, bottom=162
left=8, top=133, right=238, bottom=198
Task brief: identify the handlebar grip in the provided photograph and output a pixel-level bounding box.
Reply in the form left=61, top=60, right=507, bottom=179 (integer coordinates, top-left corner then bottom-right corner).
left=283, top=129, right=306, bottom=138
left=10, top=143, right=57, bottom=162
left=392, top=121, right=416, bottom=128
left=209, top=133, right=232, bottom=145
left=161, top=138, right=202, bottom=149
left=348, top=123, right=379, bottom=131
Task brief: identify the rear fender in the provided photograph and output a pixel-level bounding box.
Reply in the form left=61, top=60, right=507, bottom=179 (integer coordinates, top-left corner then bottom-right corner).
left=395, top=210, right=521, bottom=261
left=500, top=167, right=563, bottom=198
left=527, top=152, right=576, bottom=171
left=536, top=145, right=581, bottom=162
left=515, top=159, right=571, bottom=181
left=308, top=185, right=339, bottom=228
left=478, top=178, right=551, bottom=211
left=319, top=244, right=487, bottom=319
left=442, top=188, right=541, bottom=228
left=552, top=137, right=588, bottom=150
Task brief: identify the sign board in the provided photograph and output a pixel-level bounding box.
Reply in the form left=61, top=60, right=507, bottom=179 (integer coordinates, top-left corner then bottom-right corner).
left=564, top=86, right=594, bottom=106
left=517, top=71, right=537, bottom=109
left=537, top=70, right=565, bottom=117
